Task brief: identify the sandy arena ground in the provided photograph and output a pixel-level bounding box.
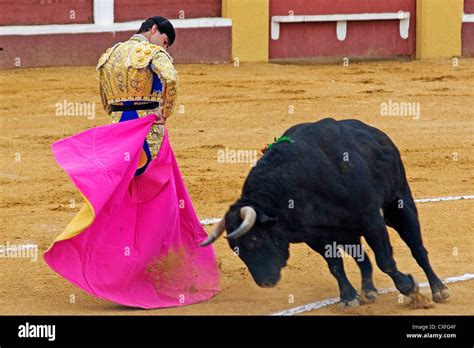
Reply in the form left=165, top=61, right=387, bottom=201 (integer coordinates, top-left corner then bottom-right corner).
left=0, top=58, right=473, bottom=315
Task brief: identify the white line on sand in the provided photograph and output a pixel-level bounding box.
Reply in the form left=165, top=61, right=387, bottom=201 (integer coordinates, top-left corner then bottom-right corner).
left=200, top=217, right=223, bottom=226
left=271, top=273, right=474, bottom=316
left=0, top=243, right=38, bottom=254
left=199, top=195, right=474, bottom=225
left=414, top=195, right=474, bottom=203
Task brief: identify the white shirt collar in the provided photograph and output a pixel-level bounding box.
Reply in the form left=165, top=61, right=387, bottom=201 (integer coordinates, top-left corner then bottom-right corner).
left=132, top=34, right=149, bottom=42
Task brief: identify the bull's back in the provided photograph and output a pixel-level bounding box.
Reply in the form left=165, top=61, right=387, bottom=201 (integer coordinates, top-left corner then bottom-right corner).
left=285, top=118, right=397, bottom=154
left=257, top=118, right=406, bottom=208
left=284, top=118, right=402, bottom=171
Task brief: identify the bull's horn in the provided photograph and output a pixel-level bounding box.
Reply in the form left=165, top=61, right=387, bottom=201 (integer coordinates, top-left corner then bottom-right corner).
left=226, top=206, right=257, bottom=240
left=200, top=217, right=226, bottom=247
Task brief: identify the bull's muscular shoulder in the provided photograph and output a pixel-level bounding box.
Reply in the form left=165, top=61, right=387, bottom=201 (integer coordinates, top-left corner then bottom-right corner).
left=307, top=118, right=392, bottom=142
left=283, top=118, right=400, bottom=162
left=340, top=119, right=396, bottom=147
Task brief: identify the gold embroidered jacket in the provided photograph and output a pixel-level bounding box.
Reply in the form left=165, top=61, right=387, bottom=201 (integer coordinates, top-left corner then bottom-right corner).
left=96, top=35, right=178, bottom=159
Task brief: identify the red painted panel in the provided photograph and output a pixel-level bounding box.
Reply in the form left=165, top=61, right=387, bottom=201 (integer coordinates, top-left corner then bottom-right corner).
left=0, top=27, right=231, bottom=69
left=114, top=0, right=221, bottom=22
left=463, top=0, right=474, bottom=56
left=269, top=0, right=416, bottom=59
left=462, top=24, right=474, bottom=57
left=0, top=0, right=93, bottom=25
left=465, top=0, right=474, bottom=13
left=167, top=27, right=231, bottom=63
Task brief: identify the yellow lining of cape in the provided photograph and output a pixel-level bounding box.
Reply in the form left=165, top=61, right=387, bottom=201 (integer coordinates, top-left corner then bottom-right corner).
left=46, top=193, right=95, bottom=251
left=137, top=148, right=148, bottom=169
left=46, top=149, right=147, bottom=251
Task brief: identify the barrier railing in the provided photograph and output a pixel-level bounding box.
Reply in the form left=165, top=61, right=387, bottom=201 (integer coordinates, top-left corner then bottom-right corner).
left=463, top=13, right=474, bottom=23
left=271, top=12, right=411, bottom=41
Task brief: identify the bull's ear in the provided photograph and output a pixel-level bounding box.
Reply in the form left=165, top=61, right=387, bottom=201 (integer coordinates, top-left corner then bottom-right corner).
left=257, top=210, right=277, bottom=226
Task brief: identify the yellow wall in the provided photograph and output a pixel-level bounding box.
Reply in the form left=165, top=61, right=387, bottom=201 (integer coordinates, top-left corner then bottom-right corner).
left=222, top=0, right=269, bottom=62
left=416, top=0, right=464, bottom=59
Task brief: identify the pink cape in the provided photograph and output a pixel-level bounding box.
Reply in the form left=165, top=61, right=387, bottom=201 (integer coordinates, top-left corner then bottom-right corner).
left=44, top=115, right=220, bottom=309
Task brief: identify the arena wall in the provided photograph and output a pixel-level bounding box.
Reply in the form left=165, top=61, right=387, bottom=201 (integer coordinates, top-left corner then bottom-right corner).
left=0, top=0, right=231, bottom=68
left=114, top=0, right=221, bottom=22
left=0, top=0, right=473, bottom=69
left=268, top=0, right=417, bottom=61
left=0, top=0, right=94, bottom=25
left=462, top=0, right=474, bottom=56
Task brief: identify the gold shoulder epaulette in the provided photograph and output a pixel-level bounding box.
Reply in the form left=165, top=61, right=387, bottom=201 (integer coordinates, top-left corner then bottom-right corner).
left=127, top=42, right=164, bottom=69
left=156, top=46, right=174, bottom=63
left=150, top=48, right=177, bottom=82
left=96, top=42, right=122, bottom=70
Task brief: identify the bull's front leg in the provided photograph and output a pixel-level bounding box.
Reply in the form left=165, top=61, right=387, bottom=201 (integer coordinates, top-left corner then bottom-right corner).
left=350, top=242, right=378, bottom=304
left=307, top=240, right=359, bottom=307
left=326, top=255, right=360, bottom=307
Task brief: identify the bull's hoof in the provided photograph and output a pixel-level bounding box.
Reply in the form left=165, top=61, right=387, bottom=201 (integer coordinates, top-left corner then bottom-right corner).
left=339, top=297, right=360, bottom=308
left=360, top=289, right=378, bottom=304
left=432, top=287, right=450, bottom=303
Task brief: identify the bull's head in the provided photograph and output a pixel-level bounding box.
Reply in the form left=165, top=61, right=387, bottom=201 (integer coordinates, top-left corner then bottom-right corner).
left=201, top=205, right=289, bottom=288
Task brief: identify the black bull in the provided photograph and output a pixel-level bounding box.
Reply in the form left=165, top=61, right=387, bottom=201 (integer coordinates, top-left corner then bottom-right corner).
left=201, top=118, right=449, bottom=307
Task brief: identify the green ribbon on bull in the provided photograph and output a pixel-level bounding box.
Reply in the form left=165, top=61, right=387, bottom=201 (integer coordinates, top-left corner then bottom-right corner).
left=261, top=135, right=294, bottom=154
